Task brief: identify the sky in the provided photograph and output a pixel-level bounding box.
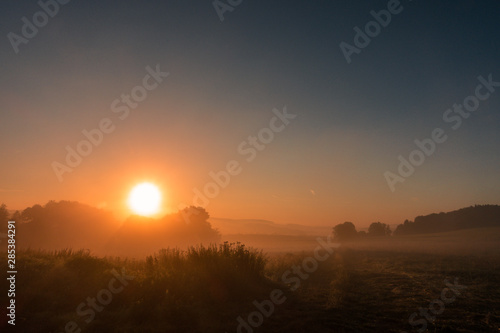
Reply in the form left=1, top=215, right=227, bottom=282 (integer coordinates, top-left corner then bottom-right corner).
left=0, top=0, right=499, bottom=228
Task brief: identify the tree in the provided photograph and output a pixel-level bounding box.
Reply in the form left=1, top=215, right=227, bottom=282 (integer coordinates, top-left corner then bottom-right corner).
left=20, top=204, right=44, bottom=224
left=393, top=205, right=500, bottom=236
left=394, top=219, right=413, bottom=235
left=0, top=204, right=9, bottom=224
left=10, top=211, right=22, bottom=223
left=368, top=222, right=391, bottom=237
left=0, top=204, right=9, bottom=242
left=16, top=201, right=118, bottom=250
left=178, top=206, right=220, bottom=243
left=332, top=222, right=358, bottom=242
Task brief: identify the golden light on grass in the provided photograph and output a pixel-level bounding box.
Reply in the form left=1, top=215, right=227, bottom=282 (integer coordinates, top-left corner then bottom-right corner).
left=128, top=182, right=162, bottom=216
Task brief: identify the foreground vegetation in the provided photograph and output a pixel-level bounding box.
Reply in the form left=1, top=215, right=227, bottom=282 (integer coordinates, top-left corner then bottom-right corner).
left=0, top=243, right=273, bottom=332
left=1, top=239, right=500, bottom=332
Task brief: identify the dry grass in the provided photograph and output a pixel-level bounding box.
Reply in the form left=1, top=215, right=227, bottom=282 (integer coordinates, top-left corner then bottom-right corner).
left=1, top=235, right=499, bottom=332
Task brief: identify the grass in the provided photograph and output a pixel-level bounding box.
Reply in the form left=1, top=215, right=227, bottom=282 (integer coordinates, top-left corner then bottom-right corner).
left=0, top=243, right=273, bottom=332
left=1, top=239, right=500, bottom=332
left=261, top=248, right=500, bottom=333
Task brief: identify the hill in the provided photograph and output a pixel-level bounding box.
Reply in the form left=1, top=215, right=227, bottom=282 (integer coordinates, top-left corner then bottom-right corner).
left=394, top=204, right=500, bottom=235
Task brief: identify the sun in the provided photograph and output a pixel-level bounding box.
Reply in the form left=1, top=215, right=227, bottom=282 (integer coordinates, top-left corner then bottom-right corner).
left=128, top=182, right=162, bottom=216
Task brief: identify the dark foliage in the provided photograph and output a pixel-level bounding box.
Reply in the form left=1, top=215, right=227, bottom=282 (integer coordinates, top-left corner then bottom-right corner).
left=394, top=205, right=500, bottom=235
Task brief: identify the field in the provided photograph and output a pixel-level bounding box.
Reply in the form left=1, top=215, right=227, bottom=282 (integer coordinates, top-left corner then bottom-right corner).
left=265, top=248, right=500, bottom=332
left=1, top=229, right=500, bottom=332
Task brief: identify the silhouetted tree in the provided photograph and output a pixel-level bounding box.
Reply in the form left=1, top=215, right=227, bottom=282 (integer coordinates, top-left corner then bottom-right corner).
left=178, top=206, right=220, bottom=243
left=180, top=206, right=210, bottom=226
left=393, top=205, right=500, bottom=235
left=17, top=201, right=118, bottom=251
left=10, top=210, right=22, bottom=223
left=368, top=222, right=391, bottom=237
left=0, top=204, right=8, bottom=222
left=20, top=204, right=44, bottom=223
left=332, top=222, right=358, bottom=242
left=108, top=206, right=221, bottom=256
left=394, top=219, right=413, bottom=235
left=0, top=204, right=9, bottom=242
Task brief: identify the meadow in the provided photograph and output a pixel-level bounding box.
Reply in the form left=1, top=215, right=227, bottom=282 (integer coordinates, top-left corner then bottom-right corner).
left=1, top=229, right=499, bottom=332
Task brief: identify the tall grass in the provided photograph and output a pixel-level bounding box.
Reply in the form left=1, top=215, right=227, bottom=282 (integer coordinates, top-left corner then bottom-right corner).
left=0, top=243, right=270, bottom=332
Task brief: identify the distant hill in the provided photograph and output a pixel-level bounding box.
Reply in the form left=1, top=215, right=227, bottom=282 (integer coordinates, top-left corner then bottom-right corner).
left=394, top=205, right=500, bottom=235
left=209, top=217, right=332, bottom=236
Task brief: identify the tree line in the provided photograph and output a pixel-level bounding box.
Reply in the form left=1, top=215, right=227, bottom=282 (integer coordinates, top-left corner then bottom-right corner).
left=332, top=204, right=500, bottom=242
left=0, top=201, right=220, bottom=255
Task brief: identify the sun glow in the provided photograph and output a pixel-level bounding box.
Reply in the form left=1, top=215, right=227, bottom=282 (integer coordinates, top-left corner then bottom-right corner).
left=128, top=182, right=162, bottom=216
